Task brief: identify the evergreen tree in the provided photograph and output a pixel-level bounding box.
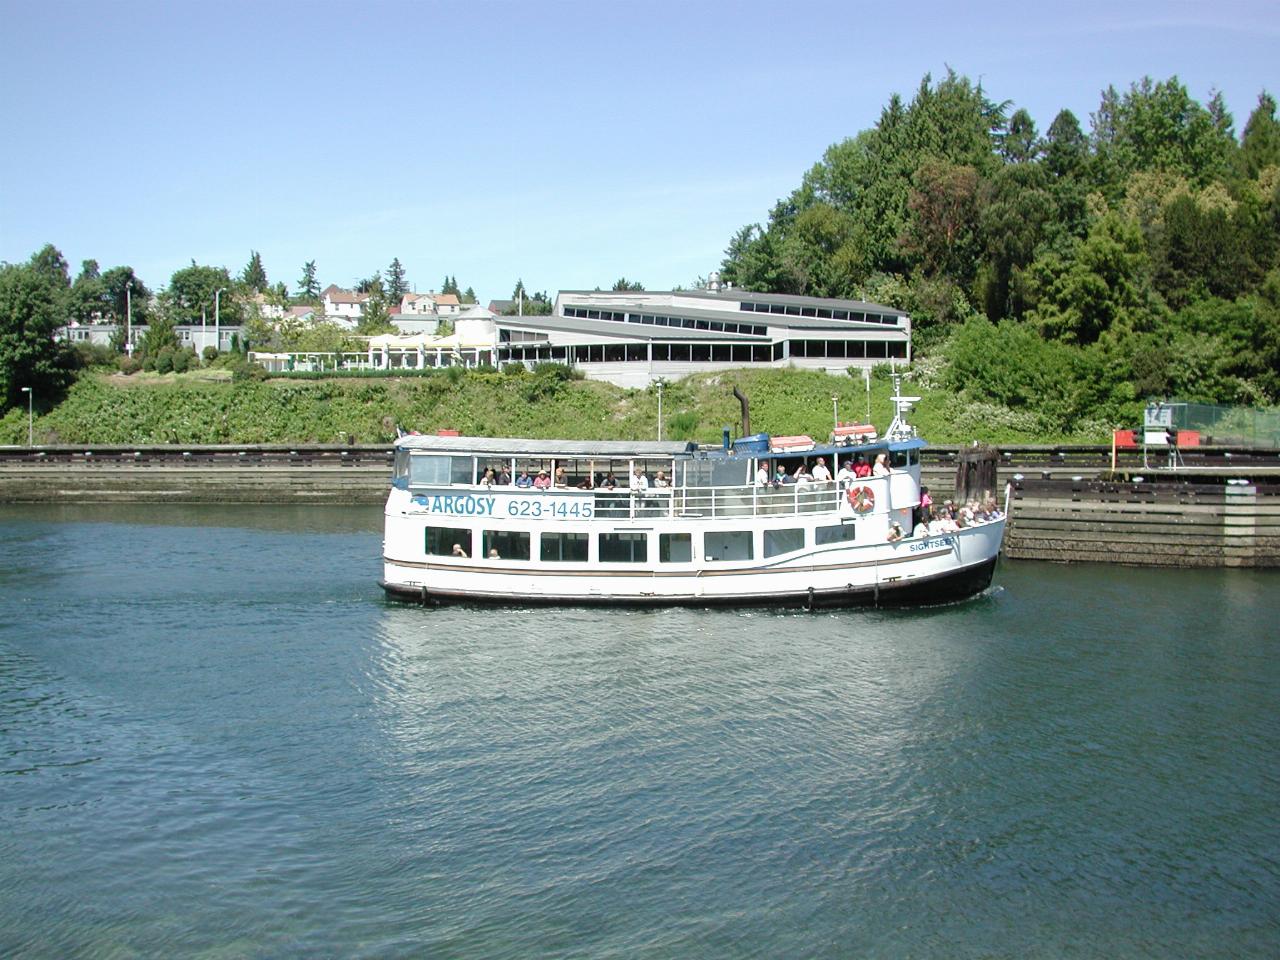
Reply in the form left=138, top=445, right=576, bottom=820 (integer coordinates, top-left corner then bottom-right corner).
left=462, top=286, right=477, bottom=304
left=297, top=261, right=320, bottom=302
left=240, top=251, right=267, bottom=292
left=1241, top=91, right=1280, bottom=178
left=611, top=278, right=645, bottom=291
left=386, top=257, right=408, bottom=304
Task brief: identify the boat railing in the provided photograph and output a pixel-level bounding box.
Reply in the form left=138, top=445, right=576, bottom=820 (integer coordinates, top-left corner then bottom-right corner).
left=595, top=481, right=849, bottom=520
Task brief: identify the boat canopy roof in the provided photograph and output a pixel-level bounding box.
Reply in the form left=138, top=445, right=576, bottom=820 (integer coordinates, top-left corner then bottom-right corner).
left=751, top=437, right=927, bottom=461
left=396, top=435, right=697, bottom=457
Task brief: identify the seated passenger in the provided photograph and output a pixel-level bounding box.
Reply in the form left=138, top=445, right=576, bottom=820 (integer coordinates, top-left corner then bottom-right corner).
left=488, top=547, right=500, bottom=559
left=515, top=469, right=533, bottom=488
left=479, top=467, right=496, bottom=487
left=600, top=472, right=618, bottom=489
left=853, top=455, right=871, bottom=478
left=811, top=457, right=831, bottom=482
left=836, top=459, right=856, bottom=486
left=451, top=543, right=467, bottom=557
left=533, top=469, right=552, bottom=490
left=887, top=521, right=904, bottom=542
left=554, top=466, right=569, bottom=487
left=653, top=470, right=671, bottom=488
left=778, top=465, right=795, bottom=485
left=912, top=518, right=929, bottom=538
left=872, top=453, right=890, bottom=477
left=496, top=467, right=511, bottom=485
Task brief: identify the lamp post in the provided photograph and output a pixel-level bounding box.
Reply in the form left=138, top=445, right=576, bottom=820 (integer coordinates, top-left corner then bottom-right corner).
left=20, top=386, right=32, bottom=446
left=832, top=395, right=839, bottom=433
left=656, top=379, right=664, bottom=442
left=214, top=287, right=227, bottom=354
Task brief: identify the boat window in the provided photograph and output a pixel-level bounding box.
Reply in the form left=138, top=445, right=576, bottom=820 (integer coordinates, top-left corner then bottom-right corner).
left=816, top=523, right=857, bottom=545
left=393, top=449, right=410, bottom=487
left=704, top=530, right=753, bottom=561
left=659, top=533, right=692, bottom=563
left=540, top=532, right=588, bottom=562
left=410, top=455, right=464, bottom=486
left=677, top=459, right=748, bottom=489
left=425, top=526, right=472, bottom=557
left=599, top=532, right=647, bottom=563
left=483, top=529, right=530, bottom=561
left=891, top=450, right=911, bottom=469
left=764, top=528, right=804, bottom=558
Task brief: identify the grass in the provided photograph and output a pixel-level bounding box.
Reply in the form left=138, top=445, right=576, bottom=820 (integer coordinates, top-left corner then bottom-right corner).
left=0, top=366, right=1118, bottom=447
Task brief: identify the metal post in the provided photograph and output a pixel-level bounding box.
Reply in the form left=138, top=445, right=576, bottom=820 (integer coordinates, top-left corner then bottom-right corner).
left=832, top=395, right=839, bottom=433
left=214, top=287, right=226, bottom=354
left=20, top=387, right=32, bottom=445
left=657, top=380, right=664, bottom=442
left=125, top=284, right=132, bottom=356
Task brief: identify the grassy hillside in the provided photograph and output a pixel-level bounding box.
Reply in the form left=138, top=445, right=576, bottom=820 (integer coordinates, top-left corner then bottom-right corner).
left=0, top=365, right=1114, bottom=447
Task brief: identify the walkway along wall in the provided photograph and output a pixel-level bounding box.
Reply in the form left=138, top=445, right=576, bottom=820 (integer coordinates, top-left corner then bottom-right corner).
left=1004, top=478, right=1280, bottom=567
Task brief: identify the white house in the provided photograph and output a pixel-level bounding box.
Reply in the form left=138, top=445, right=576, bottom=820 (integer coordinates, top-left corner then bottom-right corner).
left=322, top=284, right=367, bottom=325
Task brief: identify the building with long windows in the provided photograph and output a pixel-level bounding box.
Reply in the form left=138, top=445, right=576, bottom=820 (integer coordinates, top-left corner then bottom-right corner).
left=493, top=284, right=909, bottom=387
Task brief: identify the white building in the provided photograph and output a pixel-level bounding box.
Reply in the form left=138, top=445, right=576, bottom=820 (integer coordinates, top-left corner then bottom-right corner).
left=490, top=285, right=911, bottom=388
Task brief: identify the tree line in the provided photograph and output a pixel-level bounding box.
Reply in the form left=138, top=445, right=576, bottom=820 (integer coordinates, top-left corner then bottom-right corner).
left=720, top=71, right=1280, bottom=429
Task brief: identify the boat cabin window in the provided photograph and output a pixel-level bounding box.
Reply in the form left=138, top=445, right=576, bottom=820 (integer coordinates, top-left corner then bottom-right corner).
left=541, top=532, right=588, bottom=562
left=410, top=455, right=472, bottom=487
left=599, top=532, right=647, bottom=563
left=764, top=528, right=805, bottom=558
left=483, top=529, right=530, bottom=561
left=425, top=525, right=472, bottom=558
left=704, top=530, right=753, bottom=561
left=816, top=523, right=857, bottom=545
left=659, top=533, right=692, bottom=563
left=677, top=459, right=748, bottom=489
left=393, top=449, right=410, bottom=486
left=891, top=449, right=914, bottom=469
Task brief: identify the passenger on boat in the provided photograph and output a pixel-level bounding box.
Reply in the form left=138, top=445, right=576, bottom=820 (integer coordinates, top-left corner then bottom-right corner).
left=601, top=472, right=618, bottom=489
left=488, top=547, right=500, bottom=559
left=496, top=466, right=511, bottom=485
left=515, top=469, right=533, bottom=488
left=794, top=464, right=813, bottom=484
left=631, top=466, right=649, bottom=491
left=887, top=521, right=905, bottom=542
left=479, top=467, right=496, bottom=487
left=853, top=455, right=871, bottom=478
left=653, top=470, right=671, bottom=488
left=451, top=543, right=468, bottom=557
left=836, top=459, right=856, bottom=486
left=872, top=453, right=891, bottom=477
left=811, top=457, right=831, bottom=482
left=912, top=516, right=930, bottom=538
left=554, top=466, right=569, bottom=487
left=756, top=463, right=771, bottom=487
left=534, top=470, right=552, bottom=490
left=777, top=465, right=795, bottom=485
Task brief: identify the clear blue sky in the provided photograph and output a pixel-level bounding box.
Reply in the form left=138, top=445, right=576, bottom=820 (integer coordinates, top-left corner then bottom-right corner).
left=1, top=0, right=1275, bottom=303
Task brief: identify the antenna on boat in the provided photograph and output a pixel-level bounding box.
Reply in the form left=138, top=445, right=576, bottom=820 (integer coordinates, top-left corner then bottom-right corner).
left=885, top=372, right=920, bottom=441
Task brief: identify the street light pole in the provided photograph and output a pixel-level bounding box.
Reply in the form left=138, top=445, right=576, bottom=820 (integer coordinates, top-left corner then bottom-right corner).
left=832, top=395, right=839, bottom=433
left=20, top=387, right=32, bottom=446
left=214, top=287, right=227, bottom=354
left=657, top=380, right=664, bottom=442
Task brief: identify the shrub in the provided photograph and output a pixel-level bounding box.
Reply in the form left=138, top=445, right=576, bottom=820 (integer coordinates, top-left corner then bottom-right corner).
left=155, top=346, right=175, bottom=374
left=202, top=346, right=218, bottom=364
left=117, top=355, right=142, bottom=375
left=73, top=342, right=119, bottom=369
left=172, top=349, right=193, bottom=373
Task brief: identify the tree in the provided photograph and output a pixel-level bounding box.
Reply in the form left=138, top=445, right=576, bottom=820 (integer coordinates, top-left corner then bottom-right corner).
left=241, top=251, right=267, bottom=292
left=441, top=275, right=460, bottom=297
left=165, top=263, right=236, bottom=325
left=100, top=267, right=149, bottom=326
left=28, top=243, right=70, bottom=293
left=0, top=256, right=77, bottom=410
left=386, top=257, right=408, bottom=304
left=297, top=261, right=321, bottom=302
left=1241, top=91, right=1280, bottom=178
left=461, top=286, right=477, bottom=304
left=611, top=277, right=645, bottom=291
left=356, top=276, right=393, bottom=333
left=1001, top=108, right=1039, bottom=164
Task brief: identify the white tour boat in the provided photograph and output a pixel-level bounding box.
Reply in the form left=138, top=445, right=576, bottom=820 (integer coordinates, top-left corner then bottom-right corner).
left=381, top=385, right=1008, bottom=607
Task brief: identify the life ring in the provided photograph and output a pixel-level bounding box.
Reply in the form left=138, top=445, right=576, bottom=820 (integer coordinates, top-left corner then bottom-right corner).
left=847, top=485, right=875, bottom=514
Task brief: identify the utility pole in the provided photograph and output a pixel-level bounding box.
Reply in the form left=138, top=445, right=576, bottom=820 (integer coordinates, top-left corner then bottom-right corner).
left=20, top=387, right=32, bottom=445
left=214, top=287, right=227, bottom=354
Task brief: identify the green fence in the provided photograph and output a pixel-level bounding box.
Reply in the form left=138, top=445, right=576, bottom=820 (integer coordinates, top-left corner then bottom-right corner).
left=1168, top=401, right=1280, bottom=448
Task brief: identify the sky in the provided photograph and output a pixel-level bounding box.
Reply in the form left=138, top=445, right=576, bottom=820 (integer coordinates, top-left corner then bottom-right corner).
left=1, top=0, right=1276, bottom=304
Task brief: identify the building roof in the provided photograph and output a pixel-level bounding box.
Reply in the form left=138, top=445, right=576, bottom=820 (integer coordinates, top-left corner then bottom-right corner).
left=558, top=288, right=909, bottom=318
left=433, top=293, right=461, bottom=306
left=396, top=435, right=695, bottom=457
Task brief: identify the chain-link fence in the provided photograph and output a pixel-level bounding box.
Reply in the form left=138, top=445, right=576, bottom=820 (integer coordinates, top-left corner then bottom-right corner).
left=1164, top=402, right=1280, bottom=448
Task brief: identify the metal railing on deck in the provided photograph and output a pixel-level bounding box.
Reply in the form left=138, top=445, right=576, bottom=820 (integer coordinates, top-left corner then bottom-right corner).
left=592, top=481, right=846, bottom=521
